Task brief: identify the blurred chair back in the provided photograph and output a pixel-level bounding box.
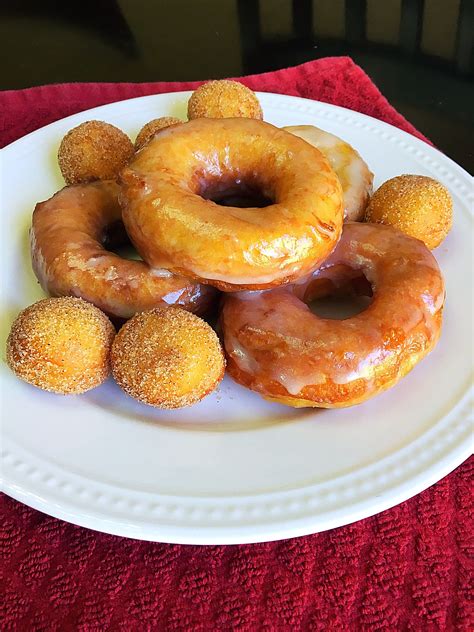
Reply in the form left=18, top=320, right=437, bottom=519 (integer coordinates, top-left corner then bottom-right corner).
left=237, top=0, right=473, bottom=76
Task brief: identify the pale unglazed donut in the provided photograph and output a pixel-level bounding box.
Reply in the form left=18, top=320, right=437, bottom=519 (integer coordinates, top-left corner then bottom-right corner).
left=221, top=222, right=445, bottom=408
left=283, top=125, right=373, bottom=221
left=31, top=181, right=216, bottom=319
left=120, top=118, right=344, bottom=291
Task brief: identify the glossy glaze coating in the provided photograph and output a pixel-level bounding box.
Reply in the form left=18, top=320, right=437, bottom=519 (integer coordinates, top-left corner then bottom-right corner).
left=30, top=181, right=216, bottom=319
left=284, top=125, right=373, bottom=221
left=221, top=222, right=445, bottom=407
left=120, top=118, right=343, bottom=291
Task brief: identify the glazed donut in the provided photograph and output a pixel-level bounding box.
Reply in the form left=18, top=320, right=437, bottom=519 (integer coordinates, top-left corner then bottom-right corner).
left=221, top=222, right=444, bottom=408
left=283, top=125, right=373, bottom=221
left=31, top=181, right=216, bottom=319
left=120, top=118, right=343, bottom=291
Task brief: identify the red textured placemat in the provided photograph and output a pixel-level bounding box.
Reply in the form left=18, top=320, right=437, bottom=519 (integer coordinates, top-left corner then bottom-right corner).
left=1, top=57, right=472, bottom=631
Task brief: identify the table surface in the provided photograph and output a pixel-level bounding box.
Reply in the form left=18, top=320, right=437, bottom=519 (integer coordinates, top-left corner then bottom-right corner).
left=1, top=0, right=473, bottom=172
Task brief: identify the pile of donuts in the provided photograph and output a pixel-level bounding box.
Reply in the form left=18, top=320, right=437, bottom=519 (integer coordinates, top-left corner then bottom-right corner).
left=7, top=80, right=453, bottom=409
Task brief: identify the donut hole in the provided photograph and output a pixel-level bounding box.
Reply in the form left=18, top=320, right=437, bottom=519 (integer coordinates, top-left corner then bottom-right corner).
left=102, top=220, right=143, bottom=261
left=304, top=268, right=373, bottom=319
left=197, top=175, right=274, bottom=208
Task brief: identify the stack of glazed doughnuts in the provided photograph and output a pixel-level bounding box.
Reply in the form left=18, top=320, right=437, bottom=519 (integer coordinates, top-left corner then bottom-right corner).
left=11, top=80, right=451, bottom=409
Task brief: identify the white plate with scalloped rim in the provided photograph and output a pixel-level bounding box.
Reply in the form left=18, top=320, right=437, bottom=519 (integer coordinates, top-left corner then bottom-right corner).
left=1, top=92, right=473, bottom=544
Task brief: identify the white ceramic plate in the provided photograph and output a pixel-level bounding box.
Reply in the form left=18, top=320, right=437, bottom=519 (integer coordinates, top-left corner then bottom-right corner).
left=1, top=92, right=472, bottom=544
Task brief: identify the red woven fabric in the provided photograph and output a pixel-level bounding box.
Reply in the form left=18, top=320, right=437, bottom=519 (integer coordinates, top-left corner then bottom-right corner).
left=1, top=57, right=472, bottom=631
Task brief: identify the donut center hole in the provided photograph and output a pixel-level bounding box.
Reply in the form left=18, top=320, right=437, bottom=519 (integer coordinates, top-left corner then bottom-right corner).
left=102, top=220, right=143, bottom=260
left=304, top=271, right=373, bottom=319
left=198, top=176, right=274, bottom=208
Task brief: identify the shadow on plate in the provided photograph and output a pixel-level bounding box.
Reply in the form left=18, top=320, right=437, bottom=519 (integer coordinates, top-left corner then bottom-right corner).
left=84, top=377, right=320, bottom=433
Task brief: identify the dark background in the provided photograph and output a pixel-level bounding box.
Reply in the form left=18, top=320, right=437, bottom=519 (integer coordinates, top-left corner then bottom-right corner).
left=1, top=0, right=473, bottom=171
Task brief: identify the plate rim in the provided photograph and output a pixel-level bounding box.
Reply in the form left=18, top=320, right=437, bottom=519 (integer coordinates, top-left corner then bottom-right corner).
left=1, top=91, right=473, bottom=544
left=2, top=391, right=472, bottom=544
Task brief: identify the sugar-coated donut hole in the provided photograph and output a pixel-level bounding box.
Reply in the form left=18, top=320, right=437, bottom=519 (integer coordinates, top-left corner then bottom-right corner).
left=303, top=266, right=373, bottom=320
left=58, top=120, right=134, bottom=185
left=195, top=172, right=276, bottom=209
left=111, top=307, right=226, bottom=408
left=6, top=297, right=115, bottom=395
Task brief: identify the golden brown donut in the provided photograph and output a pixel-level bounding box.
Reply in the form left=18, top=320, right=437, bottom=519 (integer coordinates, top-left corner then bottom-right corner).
left=111, top=307, right=225, bottom=408
left=187, top=80, right=262, bottom=120
left=30, top=180, right=216, bottom=319
left=120, top=118, right=343, bottom=291
left=6, top=297, right=115, bottom=394
left=221, top=222, right=445, bottom=408
left=365, top=174, right=452, bottom=249
left=135, top=117, right=183, bottom=150
left=58, top=120, right=134, bottom=185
